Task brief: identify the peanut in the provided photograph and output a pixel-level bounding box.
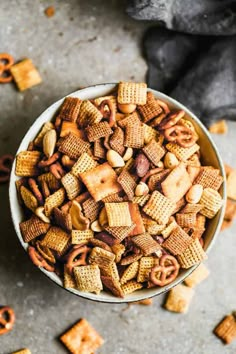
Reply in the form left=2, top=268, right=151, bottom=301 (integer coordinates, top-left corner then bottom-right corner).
left=43, top=129, right=57, bottom=158
left=35, top=206, right=51, bottom=223
left=135, top=182, right=149, bottom=197
left=118, top=103, right=136, bottom=114
left=164, top=152, right=179, bottom=169
left=91, top=220, right=103, bottom=232
left=69, top=201, right=90, bottom=230
left=186, top=184, right=203, bottom=204
left=107, top=149, right=125, bottom=168
left=123, top=147, right=133, bottom=161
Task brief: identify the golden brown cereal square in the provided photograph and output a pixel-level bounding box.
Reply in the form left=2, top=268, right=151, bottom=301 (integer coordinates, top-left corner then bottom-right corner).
left=58, top=97, right=81, bottom=122
left=60, top=318, right=104, bottom=354
left=163, top=226, right=193, bottom=255
left=184, top=263, right=210, bottom=287
left=38, top=172, right=60, bottom=190
left=121, top=280, right=143, bottom=295
left=200, top=187, right=223, bottom=219
left=71, top=230, right=94, bottom=244
left=61, top=172, right=82, bottom=200
left=161, top=217, right=177, bottom=239
left=105, top=224, right=135, bottom=242
left=143, top=139, right=165, bottom=166
left=20, top=215, right=50, bottom=242
left=118, top=111, right=141, bottom=128
left=82, top=198, right=103, bottom=222
left=148, top=170, right=170, bottom=192
left=128, top=202, right=145, bottom=236
left=120, top=253, right=142, bottom=266
left=41, top=226, right=70, bottom=254
left=143, top=190, right=176, bottom=225
left=132, top=233, right=161, bottom=256
left=117, top=169, right=137, bottom=201
left=77, top=100, right=103, bottom=128
left=15, top=151, right=41, bottom=177
left=161, top=162, right=192, bottom=202
left=105, top=202, right=132, bottom=227
left=102, top=192, right=124, bottom=203
left=71, top=152, right=98, bottom=177
left=94, top=138, right=106, bottom=159
left=54, top=207, right=72, bottom=232
left=166, top=142, right=200, bottom=161
left=58, top=133, right=90, bottom=160
left=88, top=246, right=115, bottom=269
left=118, top=82, right=147, bottom=105
left=64, top=265, right=76, bottom=289
left=20, top=185, right=38, bottom=211
left=101, top=275, right=124, bottom=298
left=120, top=261, right=139, bottom=284
left=73, top=265, right=103, bottom=294
left=85, top=121, right=113, bottom=142
left=124, top=123, right=144, bottom=149
left=165, top=284, right=194, bottom=313
left=137, top=256, right=159, bottom=283
left=137, top=91, right=162, bottom=122
left=177, top=239, right=207, bottom=268
left=176, top=213, right=197, bottom=228
left=10, top=58, right=42, bottom=91
left=214, top=314, right=236, bottom=344
left=80, top=162, right=122, bottom=202
left=180, top=203, right=203, bottom=214
left=109, top=127, right=125, bottom=156
left=132, top=194, right=150, bottom=207
left=194, top=167, right=223, bottom=190
left=44, top=188, right=65, bottom=216
left=111, top=243, right=126, bottom=263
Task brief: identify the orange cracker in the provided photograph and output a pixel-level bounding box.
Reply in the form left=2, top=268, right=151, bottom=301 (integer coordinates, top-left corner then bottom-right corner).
left=80, top=162, right=122, bottom=202
left=164, top=284, right=194, bottom=313
left=73, top=265, right=103, bottom=294
left=10, top=58, right=42, bottom=91
left=61, top=172, right=82, bottom=200
left=34, top=122, right=54, bottom=147
left=105, top=202, right=132, bottom=227
left=163, top=226, right=193, bottom=255
left=15, top=150, right=41, bottom=176
left=161, top=162, right=192, bottom=202
left=41, top=226, right=70, bottom=254
left=184, top=263, right=210, bottom=287
left=71, top=152, right=98, bottom=177
left=85, top=121, right=112, bottom=142
left=60, top=318, right=104, bottom=354
left=143, top=190, right=176, bottom=225
left=58, top=96, right=81, bottom=122
left=214, top=314, right=236, bottom=344
left=120, top=261, right=139, bottom=284
left=166, top=142, right=200, bottom=161
left=177, top=238, right=207, bottom=268
left=132, top=233, right=161, bottom=256
left=54, top=207, right=72, bottom=232
left=226, top=169, right=236, bottom=200
left=60, top=121, right=84, bottom=139
left=194, top=167, right=223, bottom=190
left=77, top=100, right=103, bottom=128
left=128, top=202, right=145, bottom=236
left=117, top=169, right=137, bottom=201
left=121, top=280, right=143, bottom=295
left=109, top=126, right=125, bottom=156
left=44, top=187, right=65, bottom=216
left=58, top=133, right=90, bottom=160
left=124, top=123, right=144, bottom=149
left=20, top=185, right=38, bottom=211
left=143, top=139, right=165, bottom=166
left=118, top=82, right=147, bottom=105
left=137, top=91, right=162, bottom=122
left=20, top=215, right=50, bottom=242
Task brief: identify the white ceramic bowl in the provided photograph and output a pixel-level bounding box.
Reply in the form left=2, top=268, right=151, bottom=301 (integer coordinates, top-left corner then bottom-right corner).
left=9, top=83, right=226, bottom=303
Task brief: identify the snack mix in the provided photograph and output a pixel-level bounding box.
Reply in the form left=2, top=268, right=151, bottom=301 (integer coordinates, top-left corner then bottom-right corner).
left=15, top=82, right=224, bottom=298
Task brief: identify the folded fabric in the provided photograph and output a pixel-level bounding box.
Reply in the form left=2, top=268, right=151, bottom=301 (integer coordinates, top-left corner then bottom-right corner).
left=143, top=27, right=236, bottom=126
left=127, top=0, right=236, bottom=35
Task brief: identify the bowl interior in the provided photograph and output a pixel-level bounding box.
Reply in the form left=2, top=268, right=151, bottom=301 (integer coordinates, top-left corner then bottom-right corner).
left=9, top=83, right=226, bottom=303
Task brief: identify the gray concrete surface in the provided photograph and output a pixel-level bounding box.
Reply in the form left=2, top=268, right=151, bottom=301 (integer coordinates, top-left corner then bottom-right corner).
left=0, top=1, right=236, bottom=353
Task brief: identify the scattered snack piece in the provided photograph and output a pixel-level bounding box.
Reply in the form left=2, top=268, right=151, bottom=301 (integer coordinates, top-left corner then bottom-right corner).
left=226, top=169, right=236, bottom=201
left=164, top=284, right=194, bottom=313
left=44, top=6, right=55, bottom=17
left=131, top=298, right=153, bottom=306
left=209, top=120, right=228, bottom=134
left=0, top=53, right=14, bottom=83
left=60, top=318, right=104, bottom=354
left=214, top=313, right=236, bottom=344
left=10, top=59, right=42, bottom=91
left=184, top=263, right=210, bottom=287
left=15, top=82, right=224, bottom=298
left=0, top=306, right=15, bottom=335
left=12, top=350, right=31, bottom=354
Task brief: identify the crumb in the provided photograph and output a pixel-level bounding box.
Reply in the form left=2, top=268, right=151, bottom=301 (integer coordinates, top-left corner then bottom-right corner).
left=44, top=6, right=55, bottom=18
left=209, top=120, right=228, bottom=134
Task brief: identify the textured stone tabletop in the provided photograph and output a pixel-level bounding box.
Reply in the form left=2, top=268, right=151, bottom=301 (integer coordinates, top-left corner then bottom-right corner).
left=0, top=1, right=236, bottom=353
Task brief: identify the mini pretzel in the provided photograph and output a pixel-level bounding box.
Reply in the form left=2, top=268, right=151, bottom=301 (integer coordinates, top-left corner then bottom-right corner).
left=98, top=99, right=116, bottom=127
left=28, top=178, right=44, bottom=205
left=164, top=124, right=197, bottom=148
left=49, top=162, right=65, bottom=179
left=66, top=245, right=90, bottom=275
left=38, top=152, right=61, bottom=168
left=0, top=53, right=14, bottom=83
left=0, top=306, right=15, bottom=335
left=0, top=154, right=14, bottom=183
left=150, top=254, right=180, bottom=286
left=41, top=180, right=50, bottom=198
left=158, top=110, right=185, bottom=130
left=28, top=246, right=55, bottom=272
left=156, top=99, right=170, bottom=114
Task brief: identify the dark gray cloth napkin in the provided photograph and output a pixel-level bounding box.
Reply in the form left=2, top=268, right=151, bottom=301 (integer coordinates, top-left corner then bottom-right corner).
left=127, top=0, right=236, bottom=126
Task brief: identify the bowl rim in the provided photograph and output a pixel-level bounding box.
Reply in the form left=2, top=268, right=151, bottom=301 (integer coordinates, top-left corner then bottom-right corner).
left=9, top=82, right=226, bottom=303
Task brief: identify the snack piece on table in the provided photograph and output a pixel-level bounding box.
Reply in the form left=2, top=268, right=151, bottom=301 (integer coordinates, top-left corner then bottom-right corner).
left=12, top=350, right=31, bottom=354
left=184, top=263, right=210, bottom=287
left=214, top=314, right=236, bottom=344
left=164, top=284, right=195, bottom=313
left=10, top=58, right=42, bottom=91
